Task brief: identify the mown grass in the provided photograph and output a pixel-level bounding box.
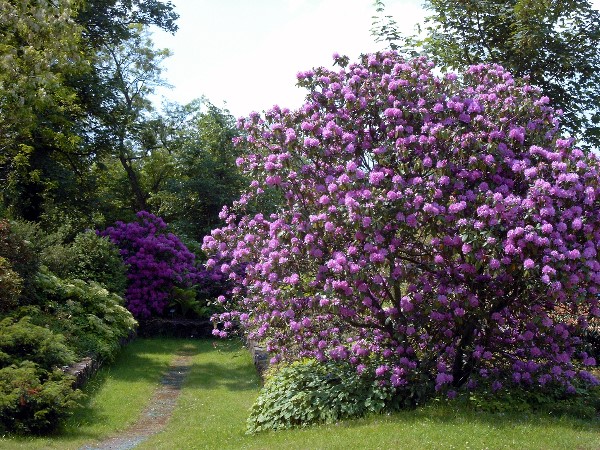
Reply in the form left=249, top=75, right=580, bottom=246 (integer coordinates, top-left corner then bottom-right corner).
left=1, top=338, right=599, bottom=449
left=0, top=338, right=196, bottom=450
left=141, top=339, right=600, bottom=450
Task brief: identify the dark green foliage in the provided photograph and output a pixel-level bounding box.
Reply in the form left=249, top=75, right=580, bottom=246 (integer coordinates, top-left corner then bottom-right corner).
left=76, top=0, right=178, bottom=46
left=371, top=0, right=600, bottom=150
left=0, top=0, right=180, bottom=224
left=149, top=100, right=247, bottom=241
left=456, top=382, right=600, bottom=420
left=0, top=0, right=88, bottom=223
left=0, top=257, right=21, bottom=313
left=0, top=220, right=40, bottom=303
left=0, top=317, right=75, bottom=369
left=247, top=359, right=398, bottom=433
left=56, top=231, right=127, bottom=296
left=32, top=269, right=136, bottom=362
left=9, top=220, right=78, bottom=282
left=0, top=362, right=82, bottom=435
left=168, top=286, right=211, bottom=319
left=0, top=317, right=81, bottom=434
left=8, top=221, right=127, bottom=296
left=0, top=220, right=39, bottom=283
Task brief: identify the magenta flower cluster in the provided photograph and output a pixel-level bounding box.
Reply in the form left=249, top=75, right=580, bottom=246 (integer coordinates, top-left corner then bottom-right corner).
left=195, top=256, right=247, bottom=304
left=203, top=52, right=600, bottom=395
left=101, top=211, right=198, bottom=318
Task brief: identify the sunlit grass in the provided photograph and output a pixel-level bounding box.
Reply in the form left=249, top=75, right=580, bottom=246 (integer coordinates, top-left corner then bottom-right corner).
left=0, top=338, right=195, bottom=450
left=141, top=340, right=600, bottom=450
left=2, top=338, right=598, bottom=450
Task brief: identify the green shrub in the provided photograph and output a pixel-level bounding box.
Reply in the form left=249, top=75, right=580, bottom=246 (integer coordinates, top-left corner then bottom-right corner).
left=0, top=317, right=81, bottom=434
left=7, top=220, right=68, bottom=256
left=169, top=286, right=212, bottom=318
left=0, top=220, right=39, bottom=303
left=247, top=359, right=397, bottom=433
left=457, top=382, right=600, bottom=420
left=0, top=362, right=81, bottom=434
left=62, top=231, right=127, bottom=296
left=0, top=257, right=22, bottom=313
left=32, top=269, right=136, bottom=362
left=0, top=316, right=75, bottom=369
left=11, top=221, right=127, bottom=296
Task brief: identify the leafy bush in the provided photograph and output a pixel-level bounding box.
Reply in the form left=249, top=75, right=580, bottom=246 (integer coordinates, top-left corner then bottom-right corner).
left=0, top=257, right=22, bottom=313
left=7, top=220, right=69, bottom=257
left=101, top=211, right=199, bottom=318
left=0, top=317, right=81, bottom=434
left=168, top=286, right=211, bottom=318
left=247, top=359, right=398, bottom=433
left=0, top=220, right=39, bottom=302
left=205, top=52, right=600, bottom=398
left=0, top=362, right=81, bottom=434
left=8, top=221, right=127, bottom=296
left=458, top=382, right=600, bottom=420
left=0, top=316, right=75, bottom=369
left=32, top=269, right=137, bottom=362
left=63, top=231, right=127, bottom=296
left=8, top=220, right=77, bottom=279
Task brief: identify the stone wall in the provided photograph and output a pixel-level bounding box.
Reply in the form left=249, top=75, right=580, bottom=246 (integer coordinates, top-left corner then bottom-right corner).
left=64, top=329, right=136, bottom=390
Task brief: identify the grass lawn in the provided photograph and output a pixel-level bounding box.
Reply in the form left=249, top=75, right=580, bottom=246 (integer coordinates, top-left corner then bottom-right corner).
left=1, top=338, right=599, bottom=449
left=0, top=338, right=194, bottom=450
left=141, top=339, right=600, bottom=450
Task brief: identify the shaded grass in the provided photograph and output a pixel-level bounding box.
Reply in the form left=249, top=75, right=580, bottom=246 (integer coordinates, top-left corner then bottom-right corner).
left=0, top=338, right=197, bottom=450
left=1, top=338, right=598, bottom=449
left=141, top=340, right=600, bottom=450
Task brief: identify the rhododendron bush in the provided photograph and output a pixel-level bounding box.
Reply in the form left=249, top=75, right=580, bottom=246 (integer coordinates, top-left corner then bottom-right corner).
left=203, top=52, right=600, bottom=397
left=102, top=212, right=198, bottom=318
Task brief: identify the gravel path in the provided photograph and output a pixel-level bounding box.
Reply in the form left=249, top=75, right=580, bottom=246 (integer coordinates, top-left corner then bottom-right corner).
left=79, top=351, right=194, bottom=450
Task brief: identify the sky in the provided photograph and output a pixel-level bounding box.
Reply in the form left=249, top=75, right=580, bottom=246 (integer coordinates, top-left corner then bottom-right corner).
left=151, top=0, right=425, bottom=118
left=152, top=0, right=600, bottom=119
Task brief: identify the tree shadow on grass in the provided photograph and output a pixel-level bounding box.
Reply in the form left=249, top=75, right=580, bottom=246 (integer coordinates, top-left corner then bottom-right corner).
left=184, top=360, right=260, bottom=393
left=0, top=337, right=256, bottom=447
left=330, top=401, right=600, bottom=437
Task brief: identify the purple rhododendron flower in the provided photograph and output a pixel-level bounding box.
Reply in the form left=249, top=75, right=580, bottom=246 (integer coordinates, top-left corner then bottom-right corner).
left=203, top=52, right=600, bottom=399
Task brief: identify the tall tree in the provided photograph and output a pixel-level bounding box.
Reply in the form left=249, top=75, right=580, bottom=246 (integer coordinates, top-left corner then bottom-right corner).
left=145, top=99, right=247, bottom=241
left=76, top=0, right=178, bottom=46
left=372, top=0, right=600, bottom=150
left=92, top=24, right=171, bottom=212
left=0, top=0, right=89, bottom=221
left=0, top=0, right=179, bottom=226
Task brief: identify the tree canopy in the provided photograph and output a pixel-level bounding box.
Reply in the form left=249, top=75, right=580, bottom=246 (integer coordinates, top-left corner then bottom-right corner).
left=372, top=0, right=600, bottom=151
left=205, top=52, right=600, bottom=399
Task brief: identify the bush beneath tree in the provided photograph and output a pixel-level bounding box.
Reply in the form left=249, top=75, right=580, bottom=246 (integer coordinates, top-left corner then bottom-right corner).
left=205, top=52, right=600, bottom=414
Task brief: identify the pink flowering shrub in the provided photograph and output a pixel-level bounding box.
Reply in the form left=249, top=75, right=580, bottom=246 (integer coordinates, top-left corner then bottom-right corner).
left=203, top=52, right=600, bottom=398
left=102, top=211, right=198, bottom=318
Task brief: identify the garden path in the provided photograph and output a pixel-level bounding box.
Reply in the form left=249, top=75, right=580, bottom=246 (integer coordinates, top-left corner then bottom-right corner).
left=79, top=350, right=194, bottom=450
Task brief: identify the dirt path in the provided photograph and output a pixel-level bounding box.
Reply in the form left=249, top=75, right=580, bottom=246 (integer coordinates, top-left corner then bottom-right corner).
left=79, top=351, right=194, bottom=450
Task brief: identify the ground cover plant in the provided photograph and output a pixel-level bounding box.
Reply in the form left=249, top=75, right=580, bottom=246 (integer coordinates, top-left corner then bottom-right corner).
left=246, top=359, right=398, bottom=433
left=204, top=51, right=600, bottom=412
